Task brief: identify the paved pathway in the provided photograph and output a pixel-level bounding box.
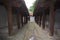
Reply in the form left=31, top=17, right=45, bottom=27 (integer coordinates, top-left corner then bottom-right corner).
left=6, top=22, right=57, bottom=40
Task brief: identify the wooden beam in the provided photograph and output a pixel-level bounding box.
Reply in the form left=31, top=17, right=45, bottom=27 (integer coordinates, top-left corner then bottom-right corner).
left=49, top=5, right=55, bottom=36
left=7, top=7, right=13, bottom=36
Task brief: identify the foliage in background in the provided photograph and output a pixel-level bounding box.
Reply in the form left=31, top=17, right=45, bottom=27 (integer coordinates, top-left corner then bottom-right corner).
left=29, top=1, right=36, bottom=12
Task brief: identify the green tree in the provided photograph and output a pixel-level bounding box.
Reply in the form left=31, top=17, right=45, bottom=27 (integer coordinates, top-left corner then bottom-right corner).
left=29, top=1, right=35, bottom=12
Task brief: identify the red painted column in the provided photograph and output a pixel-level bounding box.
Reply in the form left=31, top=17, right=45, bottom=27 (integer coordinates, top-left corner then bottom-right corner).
left=7, top=6, right=13, bottom=36
left=49, top=5, right=55, bottom=36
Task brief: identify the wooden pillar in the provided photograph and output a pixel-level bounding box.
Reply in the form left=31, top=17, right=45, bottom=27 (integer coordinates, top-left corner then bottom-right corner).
left=21, top=16, right=23, bottom=27
left=35, top=16, right=37, bottom=24
left=38, top=16, right=39, bottom=24
left=42, top=9, right=46, bottom=29
left=20, top=15, right=21, bottom=28
left=49, top=5, right=55, bottom=36
left=23, top=16, right=25, bottom=25
left=24, top=17, right=26, bottom=24
left=35, top=16, right=36, bottom=22
left=16, top=13, right=20, bottom=29
left=35, top=16, right=38, bottom=24
left=36, top=16, right=39, bottom=24
left=39, top=16, right=41, bottom=26
left=20, top=14, right=22, bottom=28
left=23, top=17, right=26, bottom=24
left=26, top=16, right=28, bottom=23
left=7, top=7, right=13, bottom=36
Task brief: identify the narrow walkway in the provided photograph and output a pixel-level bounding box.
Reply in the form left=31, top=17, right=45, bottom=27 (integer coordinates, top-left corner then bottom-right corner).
left=7, top=22, right=55, bottom=40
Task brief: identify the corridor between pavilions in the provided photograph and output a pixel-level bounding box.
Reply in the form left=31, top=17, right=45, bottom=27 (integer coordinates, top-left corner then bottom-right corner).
left=0, top=0, right=60, bottom=40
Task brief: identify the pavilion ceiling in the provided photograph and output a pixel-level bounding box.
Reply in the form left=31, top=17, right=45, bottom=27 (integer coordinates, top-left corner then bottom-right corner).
left=33, top=0, right=60, bottom=16
left=0, top=0, right=29, bottom=16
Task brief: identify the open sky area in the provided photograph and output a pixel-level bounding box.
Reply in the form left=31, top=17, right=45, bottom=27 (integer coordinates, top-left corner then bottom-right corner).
left=24, top=0, right=36, bottom=9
